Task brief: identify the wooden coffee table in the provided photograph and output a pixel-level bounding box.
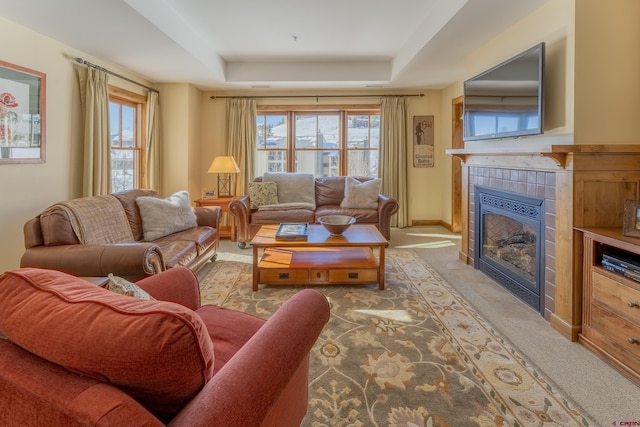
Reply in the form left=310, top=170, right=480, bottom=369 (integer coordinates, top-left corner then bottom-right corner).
left=250, top=224, right=388, bottom=291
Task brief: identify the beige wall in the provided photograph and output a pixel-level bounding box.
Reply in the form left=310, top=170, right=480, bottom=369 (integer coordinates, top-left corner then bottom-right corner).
left=575, top=0, right=640, bottom=144
left=0, top=16, right=153, bottom=274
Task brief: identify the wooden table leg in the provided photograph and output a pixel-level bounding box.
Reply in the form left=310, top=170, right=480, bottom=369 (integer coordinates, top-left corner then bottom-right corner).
left=378, top=245, right=385, bottom=290
left=252, top=245, right=259, bottom=291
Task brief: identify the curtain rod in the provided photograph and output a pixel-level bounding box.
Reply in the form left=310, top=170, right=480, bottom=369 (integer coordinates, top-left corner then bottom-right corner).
left=210, top=93, right=424, bottom=100
left=74, top=57, right=158, bottom=93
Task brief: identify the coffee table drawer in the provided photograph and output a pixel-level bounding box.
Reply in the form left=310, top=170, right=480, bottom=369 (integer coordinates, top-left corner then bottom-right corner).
left=260, top=269, right=309, bottom=283
left=330, top=269, right=378, bottom=283
left=310, top=269, right=328, bottom=283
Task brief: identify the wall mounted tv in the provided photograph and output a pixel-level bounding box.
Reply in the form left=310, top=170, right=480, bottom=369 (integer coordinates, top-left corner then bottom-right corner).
left=463, top=42, right=545, bottom=141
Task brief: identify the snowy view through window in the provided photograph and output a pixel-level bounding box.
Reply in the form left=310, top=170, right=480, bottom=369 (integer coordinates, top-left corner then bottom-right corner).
left=256, top=113, right=379, bottom=177
left=110, top=101, right=137, bottom=192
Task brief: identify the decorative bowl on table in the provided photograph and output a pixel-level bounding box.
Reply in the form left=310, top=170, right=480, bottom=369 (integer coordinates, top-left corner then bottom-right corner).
left=317, top=215, right=356, bottom=237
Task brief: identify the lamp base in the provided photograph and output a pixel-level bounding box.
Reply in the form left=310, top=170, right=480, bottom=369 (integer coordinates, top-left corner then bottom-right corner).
left=217, top=174, right=232, bottom=197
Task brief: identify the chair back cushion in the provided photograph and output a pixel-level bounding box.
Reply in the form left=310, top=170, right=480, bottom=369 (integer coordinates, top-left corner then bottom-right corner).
left=0, top=268, right=214, bottom=421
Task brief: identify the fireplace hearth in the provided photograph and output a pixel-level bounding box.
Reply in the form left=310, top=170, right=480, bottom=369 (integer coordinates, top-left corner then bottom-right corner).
left=474, top=186, right=545, bottom=313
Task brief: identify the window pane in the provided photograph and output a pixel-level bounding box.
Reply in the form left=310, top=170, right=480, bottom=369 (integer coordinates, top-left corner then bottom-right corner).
left=347, top=115, right=370, bottom=148
left=111, top=149, right=136, bottom=192
left=370, top=115, right=380, bottom=148
left=318, top=115, right=339, bottom=149
left=295, top=115, right=316, bottom=148
left=295, top=150, right=339, bottom=177
left=121, top=105, right=135, bottom=148
left=109, top=102, right=120, bottom=148
left=255, top=150, right=286, bottom=177
left=348, top=149, right=378, bottom=177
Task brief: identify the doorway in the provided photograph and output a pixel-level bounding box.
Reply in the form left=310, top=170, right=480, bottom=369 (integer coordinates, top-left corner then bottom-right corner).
left=451, top=96, right=464, bottom=233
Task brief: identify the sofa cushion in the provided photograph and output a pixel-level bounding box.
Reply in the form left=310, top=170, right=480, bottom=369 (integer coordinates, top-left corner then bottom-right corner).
left=0, top=268, right=214, bottom=421
left=136, top=191, right=198, bottom=241
left=251, top=208, right=315, bottom=224
left=152, top=240, right=198, bottom=268
left=315, top=176, right=347, bottom=206
left=340, top=176, right=381, bottom=209
left=263, top=172, right=316, bottom=208
left=196, top=305, right=265, bottom=372
left=248, top=181, right=279, bottom=209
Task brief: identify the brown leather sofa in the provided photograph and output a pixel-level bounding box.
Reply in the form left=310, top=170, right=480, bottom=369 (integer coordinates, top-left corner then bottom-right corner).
left=230, top=175, right=399, bottom=248
left=21, top=189, right=220, bottom=280
left=0, top=266, right=330, bottom=426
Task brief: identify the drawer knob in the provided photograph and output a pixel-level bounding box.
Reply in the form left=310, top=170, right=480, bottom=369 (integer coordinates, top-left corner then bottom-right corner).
left=628, top=337, right=639, bottom=345
left=628, top=301, right=639, bottom=308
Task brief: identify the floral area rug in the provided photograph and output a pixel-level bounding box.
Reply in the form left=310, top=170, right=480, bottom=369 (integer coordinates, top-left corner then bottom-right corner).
left=199, top=249, right=592, bottom=427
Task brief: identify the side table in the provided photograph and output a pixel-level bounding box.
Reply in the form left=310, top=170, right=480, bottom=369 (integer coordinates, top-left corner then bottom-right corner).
left=195, top=197, right=238, bottom=241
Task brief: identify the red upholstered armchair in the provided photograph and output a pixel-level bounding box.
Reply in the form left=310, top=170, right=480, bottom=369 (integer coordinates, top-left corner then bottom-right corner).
left=0, top=267, right=329, bottom=426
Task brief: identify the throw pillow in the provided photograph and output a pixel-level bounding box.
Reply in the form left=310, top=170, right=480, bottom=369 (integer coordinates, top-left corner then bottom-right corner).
left=248, top=181, right=279, bottom=210
left=136, top=191, right=198, bottom=241
left=340, top=177, right=382, bottom=210
left=106, top=273, right=155, bottom=300
left=263, top=172, right=316, bottom=208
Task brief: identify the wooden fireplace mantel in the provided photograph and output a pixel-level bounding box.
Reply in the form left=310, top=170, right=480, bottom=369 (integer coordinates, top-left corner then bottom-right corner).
left=446, top=144, right=640, bottom=169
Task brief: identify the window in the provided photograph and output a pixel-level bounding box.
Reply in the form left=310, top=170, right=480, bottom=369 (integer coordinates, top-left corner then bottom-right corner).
left=255, top=108, right=380, bottom=178
left=108, top=87, right=146, bottom=192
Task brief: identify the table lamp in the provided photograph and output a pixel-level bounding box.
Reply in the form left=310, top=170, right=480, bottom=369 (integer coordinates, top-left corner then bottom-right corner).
left=207, top=156, right=240, bottom=197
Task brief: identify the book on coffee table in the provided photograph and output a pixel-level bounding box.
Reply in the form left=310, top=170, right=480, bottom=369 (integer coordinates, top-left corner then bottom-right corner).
left=275, top=223, right=308, bottom=241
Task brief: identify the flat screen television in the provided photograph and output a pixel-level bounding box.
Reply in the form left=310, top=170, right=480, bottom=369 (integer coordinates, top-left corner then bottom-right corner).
left=463, top=42, right=544, bottom=141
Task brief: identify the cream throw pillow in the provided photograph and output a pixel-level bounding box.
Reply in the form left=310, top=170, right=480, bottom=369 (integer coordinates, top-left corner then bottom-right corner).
left=136, top=191, right=197, bottom=241
left=106, top=274, right=155, bottom=300
left=263, top=172, right=316, bottom=208
left=340, top=177, right=381, bottom=210
left=249, top=181, right=279, bottom=209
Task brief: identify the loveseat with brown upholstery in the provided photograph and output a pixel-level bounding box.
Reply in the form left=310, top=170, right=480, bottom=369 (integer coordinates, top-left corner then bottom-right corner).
left=21, top=189, right=220, bottom=280
left=0, top=266, right=330, bottom=426
left=230, top=173, right=399, bottom=248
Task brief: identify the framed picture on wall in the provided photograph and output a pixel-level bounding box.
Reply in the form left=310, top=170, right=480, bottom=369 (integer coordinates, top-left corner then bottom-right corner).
left=413, top=115, right=434, bottom=167
left=0, top=60, right=46, bottom=164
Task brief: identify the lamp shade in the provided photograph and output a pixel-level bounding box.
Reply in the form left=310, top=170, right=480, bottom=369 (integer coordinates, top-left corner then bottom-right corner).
left=208, top=156, right=240, bottom=174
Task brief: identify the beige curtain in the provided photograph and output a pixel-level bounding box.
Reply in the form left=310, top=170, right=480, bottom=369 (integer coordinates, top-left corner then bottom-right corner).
left=146, top=91, right=161, bottom=193
left=380, top=96, right=408, bottom=228
left=79, top=67, right=110, bottom=196
left=226, top=99, right=256, bottom=196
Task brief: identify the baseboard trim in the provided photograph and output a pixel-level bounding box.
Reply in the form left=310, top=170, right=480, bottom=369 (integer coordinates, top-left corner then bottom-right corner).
left=411, top=220, right=453, bottom=231
left=550, top=313, right=581, bottom=341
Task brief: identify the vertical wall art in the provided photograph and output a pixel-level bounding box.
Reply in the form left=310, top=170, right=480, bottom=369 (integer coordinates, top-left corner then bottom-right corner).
left=0, top=60, right=46, bottom=164
left=413, top=115, right=434, bottom=167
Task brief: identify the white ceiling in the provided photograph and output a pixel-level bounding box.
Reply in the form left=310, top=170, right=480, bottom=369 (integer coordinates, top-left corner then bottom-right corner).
left=0, top=0, right=550, bottom=91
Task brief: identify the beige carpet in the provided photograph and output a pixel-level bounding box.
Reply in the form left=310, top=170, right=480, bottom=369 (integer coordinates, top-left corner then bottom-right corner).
left=199, top=249, right=593, bottom=426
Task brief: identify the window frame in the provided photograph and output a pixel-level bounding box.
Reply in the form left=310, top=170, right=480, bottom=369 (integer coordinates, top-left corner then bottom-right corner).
left=108, top=86, right=147, bottom=192
left=256, top=105, right=380, bottom=177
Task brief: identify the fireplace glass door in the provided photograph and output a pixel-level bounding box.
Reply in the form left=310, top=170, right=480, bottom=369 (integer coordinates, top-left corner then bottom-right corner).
left=474, top=187, right=544, bottom=313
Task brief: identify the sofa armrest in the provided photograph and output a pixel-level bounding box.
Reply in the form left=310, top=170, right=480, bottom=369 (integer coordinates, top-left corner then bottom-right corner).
left=169, top=289, right=330, bottom=427
left=377, top=194, right=399, bottom=240
left=194, top=206, right=221, bottom=230
left=135, top=266, right=201, bottom=311
left=229, top=196, right=251, bottom=246
left=20, top=243, right=164, bottom=280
